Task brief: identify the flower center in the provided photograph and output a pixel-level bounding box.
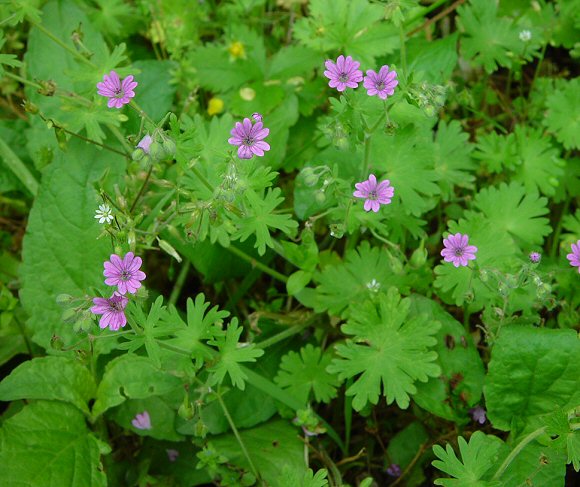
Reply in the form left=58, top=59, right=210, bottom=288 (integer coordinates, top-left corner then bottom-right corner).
left=454, top=248, right=464, bottom=257
left=338, top=72, right=349, bottom=83
left=242, top=136, right=255, bottom=147
left=113, top=88, right=125, bottom=99
left=109, top=300, right=123, bottom=312
left=368, top=190, right=378, bottom=200
left=376, top=81, right=385, bottom=90
left=120, top=270, right=131, bottom=281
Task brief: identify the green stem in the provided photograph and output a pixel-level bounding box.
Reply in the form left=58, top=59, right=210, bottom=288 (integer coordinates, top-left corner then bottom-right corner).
left=0, top=136, right=39, bottom=196
left=255, top=321, right=310, bottom=349
left=106, top=124, right=133, bottom=154
left=129, top=100, right=156, bottom=126
left=216, top=389, right=261, bottom=481
left=492, top=427, right=546, bottom=481
left=169, top=261, right=190, bottom=306
left=4, top=72, right=43, bottom=90
left=130, top=164, right=153, bottom=214
left=399, top=24, right=408, bottom=82
left=344, top=379, right=353, bottom=456
left=224, top=245, right=288, bottom=283
left=190, top=165, right=215, bottom=194
left=31, top=21, right=96, bottom=68
left=404, top=0, right=448, bottom=27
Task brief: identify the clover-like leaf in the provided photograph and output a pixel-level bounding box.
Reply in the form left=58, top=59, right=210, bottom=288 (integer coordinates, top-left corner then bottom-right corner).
left=432, top=431, right=504, bottom=486
left=327, top=287, right=441, bottom=411
left=208, top=319, right=264, bottom=390
left=275, top=344, right=340, bottom=404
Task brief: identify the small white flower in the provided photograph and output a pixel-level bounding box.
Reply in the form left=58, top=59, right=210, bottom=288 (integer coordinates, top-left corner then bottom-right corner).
left=519, top=30, right=532, bottom=42
left=94, top=204, right=114, bottom=224
left=366, top=279, right=381, bottom=293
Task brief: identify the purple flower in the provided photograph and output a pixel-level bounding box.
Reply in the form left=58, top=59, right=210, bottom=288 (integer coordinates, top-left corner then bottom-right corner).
left=386, top=464, right=401, bottom=477
left=529, top=251, right=541, bottom=264
left=469, top=406, right=487, bottom=424
left=137, top=134, right=152, bottom=154
left=97, top=70, right=137, bottom=108
left=103, top=252, right=146, bottom=295
left=228, top=117, right=270, bottom=159
left=132, top=411, right=152, bottom=430
left=166, top=449, right=179, bottom=462
left=324, top=55, right=363, bottom=92
left=441, top=233, right=478, bottom=267
left=567, top=240, right=580, bottom=272
left=363, top=65, right=398, bottom=100
left=90, top=292, right=128, bottom=331
left=252, top=112, right=263, bottom=122
left=353, top=174, right=394, bottom=212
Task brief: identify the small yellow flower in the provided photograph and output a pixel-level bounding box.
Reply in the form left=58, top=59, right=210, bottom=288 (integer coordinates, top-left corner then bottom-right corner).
left=207, top=97, right=224, bottom=116
left=228, top=41, right=246, bottom=60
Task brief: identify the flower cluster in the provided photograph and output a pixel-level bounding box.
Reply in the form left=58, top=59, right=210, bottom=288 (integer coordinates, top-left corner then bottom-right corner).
left=90, top=252, right=146, bottom=331
left=324, top=55, right=398, bottom=99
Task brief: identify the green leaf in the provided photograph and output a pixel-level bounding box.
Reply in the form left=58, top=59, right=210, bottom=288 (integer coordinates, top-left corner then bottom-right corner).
left=472, top=182, right=551, bottom=247
left=512, top=126, right=565, bottom=197
left=432, top=431, right=504, bottom=486
left=484, top=327, right=580, bottom=431
left=410, top=296, right=485, bottom=421
left=0, top=401, right=107, bottom=487
left=19, top=140, right=125, bottom=349
left=0, top=356, right=96, bottom=414
left=278, top=468, right=329, bottom=487
left=473, top=131, right=518, bottom=174
left=267, top=46, right=320, bottom=80
left=0, top=37, right=22, bottom=77
left=208, top=319, right=264, bottom=390
left=328, top=287, right=441, bottom=410
left=543, top=77, right=580, bottom=150
left=92, top=354, right=182, bottom=417
left=275, top=344, right=340, bottom=404
left=457, top=0, right=519, bottom=73
left=211, top=420, right=306, bottom=486
left=233, top=188, right=298, bottom=256
left=314, top=241, right=410, bottom=318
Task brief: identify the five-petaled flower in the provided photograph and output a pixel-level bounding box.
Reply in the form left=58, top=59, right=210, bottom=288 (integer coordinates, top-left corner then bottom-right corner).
left=228, top=117, right=270, bottom=159
left=353, top=174, right=394, bottom=212
left=103, top=252, right=146, bottom=295
left=363, top=66, right=398, bottom=100
left=94, top=204, right=114, bottom=224
left=566, top=240, right=580, bottom=273
left=324, top=55, right=363, bottom=92
left=529, top=251, right=541, bottom=264
left=97, top=70, right=137, bottom=108
left=132, top=411, right=152, bottom=430
left=90, top=292, right=128, bottom=331
left=137, top=134, right=152, bottom=154
left=441, top=233, right=478, bottom=267
left=469, top=406, right=487, bottom=424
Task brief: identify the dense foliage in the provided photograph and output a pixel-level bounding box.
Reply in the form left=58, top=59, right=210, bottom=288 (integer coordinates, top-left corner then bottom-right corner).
left=0, top=0, right=579, bottom=485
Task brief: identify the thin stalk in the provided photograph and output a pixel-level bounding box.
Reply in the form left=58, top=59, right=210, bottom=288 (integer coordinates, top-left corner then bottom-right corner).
left=4, top=72, right=43, bottom=90
left=399, top=24, right=408, bottom=82
left=550, top=198, right=570, bottom=258
left=130, top=164, right=154, bottom=214
left=404, top=0, right=449, bottom=28
left=106, top=124, right=133, bottom=154
left=492, top=427, right=546, bottom=481
left=190, top=165, right=215, bottom=194
left=361, top=133, right=372, bottom=178
left=224, top=245, right=288, bottom=283
left=31, top=22, right=96, bottom=68
left=254, top=321, right=310, bottom=349
left=344, top=379, right=353, bottom=456
left=168, top=261, right=191, bottom=306
left=0, top=137, right=39, bottom=196
left=129, top=100, right=156, bottom=126
left=216, top=390, right=261, bottom=481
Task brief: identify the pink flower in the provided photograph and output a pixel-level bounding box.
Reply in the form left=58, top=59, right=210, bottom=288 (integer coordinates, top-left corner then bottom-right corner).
left=166, top=449, right=179, bottom=462
left=353, top=174, right=394, bottom=212
left=97, top=70, right=137, bottom=108
left=137, top=134, right=152, bottom=154
left=228, top=117, right=270, bottom=159
left=441, top=233, right=478, bottom=267
left=103, top=252, right=146, bottom=295
left=90, top=292, right=128, bottom=331
left=324, top=55, right=363, bottom=92
left=252, top=112, right=263, bottom=122
left=469, top=406, right=487, bottom=424
left=529, top=251, right=541, bottom=264
left=567, top=240, right=580, bottom=272
left=363, top=66, right=398, bottom=99
left=132, top=411, right=151, bottom=430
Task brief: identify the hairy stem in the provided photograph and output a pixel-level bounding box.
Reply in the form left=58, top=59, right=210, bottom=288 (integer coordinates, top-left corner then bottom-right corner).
left=224, top=245, right=288, bottom=283
left=492, top=427, right=547, bottom=481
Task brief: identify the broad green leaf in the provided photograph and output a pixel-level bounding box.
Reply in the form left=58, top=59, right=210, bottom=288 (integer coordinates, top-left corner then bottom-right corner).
left=211, top=420, right=306, bottom=486
left=208, top=319, right=264, bottom=390
left=432, top=432, right=504, bottom=486
left=387, top=422, right=429, bottom=471
left=472, top=182, right=551, bottom=247
left=328, top=287, right=441, bottom=410
left=267, top=46, right=320, bottom=80
left=19, top=140, right=125, bottom=349
left=0, top=356, right=96, bottom=414
left=411, top=296, right=485, bottom=421
left=484, top=327, right=580, bottom=431
left=278, top=467, right=329, bottom=487
left=314, top=241, right=410, bottom=318
left=543, top=78, right=580, bottom=150
left=92, top=354, right=182, bottom=417
left=0, top=401, right=107, bottom=487
left=407, top=33, right=459, bottom=84
left=473, top=131, right=518, bottom=174
left=275, top=344, right=340, bottom=404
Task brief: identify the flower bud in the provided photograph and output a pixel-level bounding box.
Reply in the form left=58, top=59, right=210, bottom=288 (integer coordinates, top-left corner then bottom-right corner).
left=409, top=242, right=427, bottom=267
left=56, top=294, right=74, bottom=306
left=162, top=137, right=176, bottom=156
left=132, top=149, right=145, bottom=161
left=301, top=167, right=319, bottom=187
left=50, top=335, right=64, bottom=350
left=314, top=191, right=326, bottom=204
left=148, top=141, right=164, bottom=160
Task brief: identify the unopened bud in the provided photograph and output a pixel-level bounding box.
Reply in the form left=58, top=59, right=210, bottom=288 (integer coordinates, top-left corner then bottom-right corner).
left=50, top=335, right=64, bottom=350
left=162, top=137, right=176, bottom=156
left=56, top=294, right=74, bottom=306
left=132, top=149, right=145, bottom=161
